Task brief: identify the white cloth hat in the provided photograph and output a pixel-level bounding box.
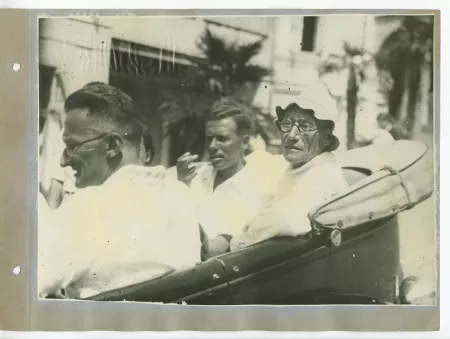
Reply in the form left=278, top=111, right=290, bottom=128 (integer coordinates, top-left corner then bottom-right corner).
left=275, top=82, right=338, bottom=123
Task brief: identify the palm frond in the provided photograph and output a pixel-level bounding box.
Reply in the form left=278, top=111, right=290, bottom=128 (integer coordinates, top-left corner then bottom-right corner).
left=343, top=42, right=364, bottom=57
left=235, top=40, right=264, bottom=65
left=197, top=28, right=228, bottom=65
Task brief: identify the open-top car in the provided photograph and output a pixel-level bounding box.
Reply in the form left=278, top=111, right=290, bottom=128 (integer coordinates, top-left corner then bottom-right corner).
left=84, top=140, right=434, bottom=305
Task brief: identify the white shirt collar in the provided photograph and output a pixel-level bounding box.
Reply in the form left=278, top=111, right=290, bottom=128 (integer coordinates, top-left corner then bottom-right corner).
left=288, top=152, right=337, bottom=176
left=104, top=164, right=166, bottom=186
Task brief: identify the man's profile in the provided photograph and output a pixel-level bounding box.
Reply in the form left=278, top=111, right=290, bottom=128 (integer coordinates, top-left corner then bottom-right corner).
left=38, top=82, right=201, bottom=299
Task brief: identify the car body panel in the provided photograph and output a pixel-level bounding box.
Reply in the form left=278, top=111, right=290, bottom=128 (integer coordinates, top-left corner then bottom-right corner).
left=88, top=215, right=400, bottom=304
left=86, top=165, right=410, bottom=305
left=88, top=256, right=231, bottom=304
left=221, top=216, right=400, bottom=304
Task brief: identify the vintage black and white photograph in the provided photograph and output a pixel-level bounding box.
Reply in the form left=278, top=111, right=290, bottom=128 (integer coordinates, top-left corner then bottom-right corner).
left=37, top=14, right=437, bottom=305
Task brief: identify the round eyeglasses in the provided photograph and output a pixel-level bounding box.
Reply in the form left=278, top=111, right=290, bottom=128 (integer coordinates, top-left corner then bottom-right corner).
left=62, top=134, right=108, bottom=159
left=280, top=118, right=318, bottom=134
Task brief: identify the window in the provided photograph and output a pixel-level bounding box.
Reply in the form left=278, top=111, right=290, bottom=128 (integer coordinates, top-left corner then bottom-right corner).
left=301, top=16, right=318, bottom=52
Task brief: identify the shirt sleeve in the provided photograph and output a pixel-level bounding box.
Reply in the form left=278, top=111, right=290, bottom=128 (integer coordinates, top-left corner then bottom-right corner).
left=241, top=164, right=349, bottom=247
left=38, top=192, right=88, bottom=297
left=167, top=180, right=202, bottom=268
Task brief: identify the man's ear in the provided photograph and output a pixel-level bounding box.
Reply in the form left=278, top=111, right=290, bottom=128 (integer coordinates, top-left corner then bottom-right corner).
left=274, top=118, right=281, bottom=130
left=145, top=149, right=153, bottom=165
left=323, top=130, right=333, bottom=147
left=241, top=133, right=251, bottom=148
left=105, top=133, right=123, bottom=158
left=139, top=134, right=152, bottom=165
left=241, top=133, right=254, bottom=155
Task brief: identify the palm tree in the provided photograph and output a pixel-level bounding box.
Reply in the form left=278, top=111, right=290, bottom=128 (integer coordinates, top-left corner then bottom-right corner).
left=375, top=16, right=433, bottom=134
left=319, top=43, right=371, bottom=149
left=195, top=28, right=271, bottom=99
left=162, top=27, right=274, bottom=165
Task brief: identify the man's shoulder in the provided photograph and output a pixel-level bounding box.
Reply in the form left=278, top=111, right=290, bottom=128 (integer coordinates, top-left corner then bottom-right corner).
left=161, top=174, right=198, bottom=204
left=245, top=151, right=289, bottom=181
left=311, top=153, right=349, bottom=189
left=164, top=165, right=178, bottom=180
left=312, top=153, right=346, bottom=175
left=46, top=186, right=102, bottom=231
left=247, top=151, right=288, bottom=168
left=164, top=175, right=190, bottom=192
left=54, top=185, right=100, bottom=212
left=117, top=165, right=192, bottom=194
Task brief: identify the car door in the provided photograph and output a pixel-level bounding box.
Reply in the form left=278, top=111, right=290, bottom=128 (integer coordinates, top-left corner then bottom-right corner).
left=205, top=216, right=401, bottom=305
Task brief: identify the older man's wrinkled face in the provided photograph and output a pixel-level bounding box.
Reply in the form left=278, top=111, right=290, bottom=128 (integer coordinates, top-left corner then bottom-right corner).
left=206, top=117, right=248, bottom=171
left=60, top=108, right=113, bottom=188
left=279, top=106, right=331, bottom=167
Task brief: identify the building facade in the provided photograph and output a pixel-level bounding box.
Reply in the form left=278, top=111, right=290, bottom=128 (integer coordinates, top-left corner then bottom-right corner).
left=39, top=15, right=391, bottom=166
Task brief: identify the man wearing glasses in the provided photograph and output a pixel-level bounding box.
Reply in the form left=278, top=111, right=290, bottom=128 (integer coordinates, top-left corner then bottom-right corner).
left=230, top=83, right=349, bottom=250
left=39, top=82, right=201, bottom=299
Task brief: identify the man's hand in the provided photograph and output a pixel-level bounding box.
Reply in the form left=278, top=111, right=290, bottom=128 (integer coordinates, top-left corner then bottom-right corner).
left=204, top=235, right=230, bottom=259
left=176, top=152, right=200, bottom=186
left=230, top=233, right=247, bottom=252
left=200, top=226, right=230, bottom=261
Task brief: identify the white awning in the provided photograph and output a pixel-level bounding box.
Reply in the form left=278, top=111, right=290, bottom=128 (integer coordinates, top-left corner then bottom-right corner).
left=111, top=39, right=195, bottom=66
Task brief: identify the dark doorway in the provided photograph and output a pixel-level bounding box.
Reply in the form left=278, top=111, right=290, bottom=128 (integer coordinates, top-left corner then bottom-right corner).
left=301, top=16, right=318, bottom=52
left=108, top=39, right=195, bottom=166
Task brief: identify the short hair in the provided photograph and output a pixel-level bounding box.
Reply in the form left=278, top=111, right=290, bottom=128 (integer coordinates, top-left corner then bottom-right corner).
left=208, top=97, right=254, bottom=135
left=64, top=82, right=146, bottom=144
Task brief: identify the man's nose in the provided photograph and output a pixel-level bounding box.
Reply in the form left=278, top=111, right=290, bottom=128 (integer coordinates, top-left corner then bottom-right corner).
left=287, top=126, right=300, bottom=140
left=208, top=138, right=218, bottom=150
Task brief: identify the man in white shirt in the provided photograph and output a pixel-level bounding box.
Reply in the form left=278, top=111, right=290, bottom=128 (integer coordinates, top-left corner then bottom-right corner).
left=39, top=82, right=201, bottom=299
left=176, top=97, right=287, bottom=257
left=230, top=83, right=349, bottom=249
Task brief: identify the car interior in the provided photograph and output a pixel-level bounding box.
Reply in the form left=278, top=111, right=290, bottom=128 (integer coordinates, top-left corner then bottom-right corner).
left=341, top=166, right=372, bottom=186
left=85, top=166, right=377, bottom=303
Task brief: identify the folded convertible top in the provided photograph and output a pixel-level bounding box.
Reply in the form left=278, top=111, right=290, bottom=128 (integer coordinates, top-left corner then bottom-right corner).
left=308, top=140, right=435, bottom=232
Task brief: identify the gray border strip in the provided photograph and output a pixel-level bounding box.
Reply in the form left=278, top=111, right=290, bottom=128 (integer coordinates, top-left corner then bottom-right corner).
left=0, top=9, right=32, bottom=331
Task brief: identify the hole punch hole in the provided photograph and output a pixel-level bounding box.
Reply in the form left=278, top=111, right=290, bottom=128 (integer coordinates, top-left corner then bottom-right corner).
left=12, top=266, right=21, bottom=275
left=12, top=63, right=21, bottom=72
